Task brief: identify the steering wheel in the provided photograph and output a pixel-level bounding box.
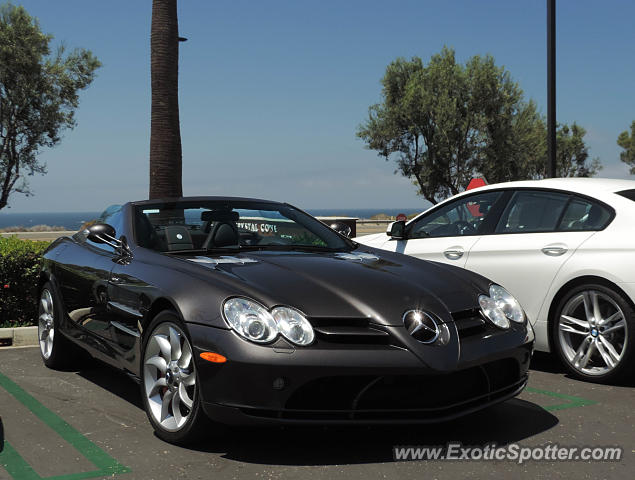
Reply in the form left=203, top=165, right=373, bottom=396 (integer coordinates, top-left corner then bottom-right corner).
left=203, top=223, right=242, bottom=250
left=454, top=220, right=476, bottom=235
left=239, top=230, right=260, bottom=245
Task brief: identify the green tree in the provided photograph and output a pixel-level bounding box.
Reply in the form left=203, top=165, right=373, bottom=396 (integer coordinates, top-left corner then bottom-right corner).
left=149, top=0, right=183, bottom=199
left=617, top=121, right=635, bottom=174
left=554, top=123, right=601, bottom=178
left=0, top=3, right=100, bottom=210
left=477, top=99, right=546, bottom=183
left=483, top=120, right=600, bottom=180
left=358, top=47, right=600, bottom=204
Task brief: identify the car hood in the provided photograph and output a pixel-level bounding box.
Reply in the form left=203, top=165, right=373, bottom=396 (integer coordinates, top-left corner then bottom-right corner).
left=353, top=232, right=388, bottom=247
left=177, top=247, right=489, bottom=326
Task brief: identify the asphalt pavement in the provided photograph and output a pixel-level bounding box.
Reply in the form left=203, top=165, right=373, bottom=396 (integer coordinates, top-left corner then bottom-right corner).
left=0, top=347, right=633, bottom=480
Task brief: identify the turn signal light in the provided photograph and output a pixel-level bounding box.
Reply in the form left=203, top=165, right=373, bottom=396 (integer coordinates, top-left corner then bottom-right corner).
left=199, top=352, right=227, bottom=363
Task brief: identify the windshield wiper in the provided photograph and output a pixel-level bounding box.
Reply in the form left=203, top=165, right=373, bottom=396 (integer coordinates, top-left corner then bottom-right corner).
left=288, top=245, right=341, bottom=252
left=167, top=246, right=242, bottom=255
left=232, top=244, right=343, bottom=253
left=168, top=244, right=346, bottom=255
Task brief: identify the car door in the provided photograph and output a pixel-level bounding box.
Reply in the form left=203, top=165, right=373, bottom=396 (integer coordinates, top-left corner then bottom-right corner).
left=55, top=205, right=125, bottom=362
left=383, top=190, right=506, bottom=267
left=56, top=240, right=116, bottom=343
left=464, top=190, right=611, bottom=325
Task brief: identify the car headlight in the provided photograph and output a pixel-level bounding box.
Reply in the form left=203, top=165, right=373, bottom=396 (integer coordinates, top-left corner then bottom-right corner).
left=489, top=284, right=525, bottom=323
left=478, top=295, right=510, bottom=329
left=478, top=284, right=525, bottom=329
left=271, top=306, right=314, bottom=346
left=223, top=297, right=278, bottom=343
left=222, top=298, right=315, bottom=346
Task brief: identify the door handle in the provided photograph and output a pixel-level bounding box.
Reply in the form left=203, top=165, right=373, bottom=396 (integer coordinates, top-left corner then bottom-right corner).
left=541, top=244, right=568, bottom=256
left=444, top=248, right=464, bottom=260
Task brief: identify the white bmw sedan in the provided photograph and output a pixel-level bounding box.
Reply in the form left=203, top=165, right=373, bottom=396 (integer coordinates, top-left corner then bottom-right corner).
left=356, top=178, right=635, bottom=383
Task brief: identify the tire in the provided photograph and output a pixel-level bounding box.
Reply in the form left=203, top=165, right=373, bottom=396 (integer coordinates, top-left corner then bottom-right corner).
left=38, top=282, right=83, bottom=369
left=140, top=310, right=213, bottom=445
left=551, top=283, right=635, bottom=383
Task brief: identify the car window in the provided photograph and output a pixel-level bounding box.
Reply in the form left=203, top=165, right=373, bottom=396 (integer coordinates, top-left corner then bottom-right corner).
left=617, top=189, right=635, bottom=202
left=86, top=205, right=123, bottom=252
left=409, top=191, right=503, bottom=239
left=496, top=191, right=569, bottom=234
left=558, top=197, right=612, bottom=231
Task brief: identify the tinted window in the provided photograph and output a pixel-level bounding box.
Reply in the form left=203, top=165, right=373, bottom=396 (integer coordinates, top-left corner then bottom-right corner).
left=617, top=189, right=635, bottom=202
left=86, top=205, right=123, bottom=252
left=409, top=191, right=503, bottom=239
left=558, top=198, right=611, bottom=231
left=496, top=191, right=569, bottom=233
left=103, top=206, right=124, bottom=237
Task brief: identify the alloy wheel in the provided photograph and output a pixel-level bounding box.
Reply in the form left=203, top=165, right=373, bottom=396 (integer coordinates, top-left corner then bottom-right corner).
left=558, top=290, right=627, bottom=376
left=38, top=289, right=55, bottom=359
left=143, top=322, right=196, bottom=432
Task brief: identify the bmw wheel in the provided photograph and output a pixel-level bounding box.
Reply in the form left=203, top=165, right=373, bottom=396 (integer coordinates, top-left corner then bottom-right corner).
left=38, top=282, right=81, bottom=369
left=553, top=283, right=635, bottom=383
left=141, top=311, right=211, bottom=444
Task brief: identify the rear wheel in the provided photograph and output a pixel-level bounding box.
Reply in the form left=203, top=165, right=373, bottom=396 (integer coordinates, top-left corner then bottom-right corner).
left=552, top=283, right=635, bottom=383
left=141, top=311, right=212, bottom=444
left=38, top=282, right=82, bottom=369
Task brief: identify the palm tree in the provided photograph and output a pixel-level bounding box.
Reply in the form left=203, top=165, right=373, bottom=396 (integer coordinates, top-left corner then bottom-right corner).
left=149, top=0, right=182, bottom=199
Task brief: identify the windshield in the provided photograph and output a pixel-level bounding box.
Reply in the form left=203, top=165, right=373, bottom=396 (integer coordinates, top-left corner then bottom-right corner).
left=133, top=200, right=353, bottom=253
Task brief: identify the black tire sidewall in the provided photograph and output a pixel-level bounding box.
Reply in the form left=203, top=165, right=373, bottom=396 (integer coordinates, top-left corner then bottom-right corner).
left=552, top=283, right=635, bottom=383
left=140, top=310, right=208, bottom=444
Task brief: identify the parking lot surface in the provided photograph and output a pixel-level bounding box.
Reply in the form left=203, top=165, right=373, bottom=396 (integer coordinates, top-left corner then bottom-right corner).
left=0, top=347, right=633, bottom=480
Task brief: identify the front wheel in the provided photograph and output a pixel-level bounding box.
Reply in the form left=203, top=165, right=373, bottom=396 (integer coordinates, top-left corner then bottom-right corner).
left=552, top=283, right=635, bottom=383
left=140, top=311, right=211, bottom=444
left=38, top=282, right=82, bottom=369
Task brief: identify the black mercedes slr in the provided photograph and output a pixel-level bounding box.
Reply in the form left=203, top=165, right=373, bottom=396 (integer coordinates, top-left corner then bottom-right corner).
left=38, top=197, right=534, bottom=444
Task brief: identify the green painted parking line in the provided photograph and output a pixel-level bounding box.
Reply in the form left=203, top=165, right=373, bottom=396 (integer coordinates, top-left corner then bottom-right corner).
left=525, top=386, right=597, bottom=411
left=1, top=441, right=40, bottom=480
left=0, top=370, right=131, bottom=480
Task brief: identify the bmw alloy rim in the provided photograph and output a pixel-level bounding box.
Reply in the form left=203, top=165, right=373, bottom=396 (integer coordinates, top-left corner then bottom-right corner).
left=38, top=289, right=55, bottom=359
left=143, top=322, right=196, bottom=432
left=558, top=290, right=627, bottom=376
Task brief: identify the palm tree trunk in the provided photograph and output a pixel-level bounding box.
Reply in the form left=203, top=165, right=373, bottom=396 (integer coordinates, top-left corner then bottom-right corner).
left=149, top=0, right=183, bottom=199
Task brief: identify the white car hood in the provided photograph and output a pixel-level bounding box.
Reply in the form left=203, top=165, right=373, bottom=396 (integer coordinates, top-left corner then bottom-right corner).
left=354, top=232, right=390, bottom=248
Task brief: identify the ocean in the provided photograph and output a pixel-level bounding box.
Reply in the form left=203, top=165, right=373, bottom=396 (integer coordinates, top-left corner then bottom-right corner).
left=0, top=207, right=426, bottom=230
left=0, top=211, right=102, bottom=230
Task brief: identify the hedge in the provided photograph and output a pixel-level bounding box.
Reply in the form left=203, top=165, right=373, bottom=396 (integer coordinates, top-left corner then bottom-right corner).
left=0, top=236, right=50, bottom=327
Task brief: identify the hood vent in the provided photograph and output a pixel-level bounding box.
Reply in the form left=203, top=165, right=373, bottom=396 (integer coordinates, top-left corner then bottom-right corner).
left=187, top=256, right=258, bottom=267
left=334, top=252, right=379, bottom=262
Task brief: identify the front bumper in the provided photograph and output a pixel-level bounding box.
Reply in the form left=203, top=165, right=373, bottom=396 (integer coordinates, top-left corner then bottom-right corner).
left=188, top=322, right=533, bottom=425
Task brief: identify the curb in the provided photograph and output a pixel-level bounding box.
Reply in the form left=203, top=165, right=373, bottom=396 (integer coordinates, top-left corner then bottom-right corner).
left=0, top=326, right=38, bottom=347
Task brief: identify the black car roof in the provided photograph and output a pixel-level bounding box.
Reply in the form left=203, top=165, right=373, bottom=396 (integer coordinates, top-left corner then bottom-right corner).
left=129, top=196, right=281, bottom=206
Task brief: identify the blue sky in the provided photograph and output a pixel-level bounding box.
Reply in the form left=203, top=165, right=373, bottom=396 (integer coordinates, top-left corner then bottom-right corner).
left=3, top=0, right=635, bottom=213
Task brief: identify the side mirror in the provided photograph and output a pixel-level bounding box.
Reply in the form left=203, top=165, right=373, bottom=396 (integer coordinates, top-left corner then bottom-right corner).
left=330, top=221, right=352, bottom=237
left=387, top=220, right=406, bottom=240
left=86, top=223, right=132, bottom=260
left=87, top=223, right=116, bottom=244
